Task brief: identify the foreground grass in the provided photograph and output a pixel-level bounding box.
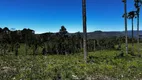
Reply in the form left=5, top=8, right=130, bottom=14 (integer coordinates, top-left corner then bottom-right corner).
left=0, top=50, right=142, bottom=80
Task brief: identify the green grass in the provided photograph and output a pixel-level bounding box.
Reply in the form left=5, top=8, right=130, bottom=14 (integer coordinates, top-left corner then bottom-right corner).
left=0, top=44, right=142, bottom=80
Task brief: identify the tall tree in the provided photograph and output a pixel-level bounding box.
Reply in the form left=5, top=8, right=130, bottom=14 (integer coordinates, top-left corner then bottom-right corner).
left=3, top=27, right=10, bottom=34
left=59, top=26, right=68, bottom=35
left=21, top=28, right=35, bottom=55
left=82, top=0, right=87, bottom=62
left=59, top=26, right=68, bottom=54
left=122, top=0, right=128, bottom=54
left=134, top=0, right=142, bottom=54
left=128, top=11, right=136, bottom=51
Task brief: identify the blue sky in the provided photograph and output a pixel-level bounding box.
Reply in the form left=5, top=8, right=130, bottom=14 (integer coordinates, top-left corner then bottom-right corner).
left=0, top=0, right=141, bottom=33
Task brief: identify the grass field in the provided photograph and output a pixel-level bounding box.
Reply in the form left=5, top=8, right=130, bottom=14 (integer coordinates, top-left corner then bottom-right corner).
left=0, top=44, right=142, bottom=80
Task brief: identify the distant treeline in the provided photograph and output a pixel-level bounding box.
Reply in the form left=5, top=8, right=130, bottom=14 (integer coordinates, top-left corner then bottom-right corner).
left=0, top=26, right=139, bottom=55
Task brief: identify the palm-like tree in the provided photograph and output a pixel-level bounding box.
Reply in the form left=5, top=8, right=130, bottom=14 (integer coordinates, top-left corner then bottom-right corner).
left=128, top=11, right=136, bottom=51
left=82, top=0, right=87, bottom=62
left=134, top=0, right=142, bottom=54
left=122, top=0, right=128, bottom=54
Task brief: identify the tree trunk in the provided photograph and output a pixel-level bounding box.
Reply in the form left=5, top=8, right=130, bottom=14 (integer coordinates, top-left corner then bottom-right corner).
left=137, top=11, right=140, bottom=54
left=94, top=40, right=96, bottom=52
left=132, top=18, right=134, bottom=52
left=123, top=0, right=128, bottom=54
left=80, top=40, right=82, bottom=51
left=25, top=43, right=27, bottom=55
left=25, top=35, right=28, bottom=55
left=82, top=0, right=87, bottom=62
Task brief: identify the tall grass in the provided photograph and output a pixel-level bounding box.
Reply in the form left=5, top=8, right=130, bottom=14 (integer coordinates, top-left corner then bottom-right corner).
left=0, top=44, right=142, bottom=79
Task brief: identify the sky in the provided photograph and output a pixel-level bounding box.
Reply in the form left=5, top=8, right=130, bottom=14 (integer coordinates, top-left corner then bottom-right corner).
left=0, top=0, right=142, bottom=33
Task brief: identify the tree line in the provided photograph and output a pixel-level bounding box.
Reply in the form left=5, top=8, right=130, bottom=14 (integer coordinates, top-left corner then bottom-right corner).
left=0, top=26, right=138, bottom=56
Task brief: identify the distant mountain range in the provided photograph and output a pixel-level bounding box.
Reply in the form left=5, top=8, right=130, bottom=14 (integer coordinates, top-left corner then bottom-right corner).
left=74, top=30, right=142, bottom=39
left=127, top=30, right=142, bottom=38
left=40, top=30, right=142, bottom=39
